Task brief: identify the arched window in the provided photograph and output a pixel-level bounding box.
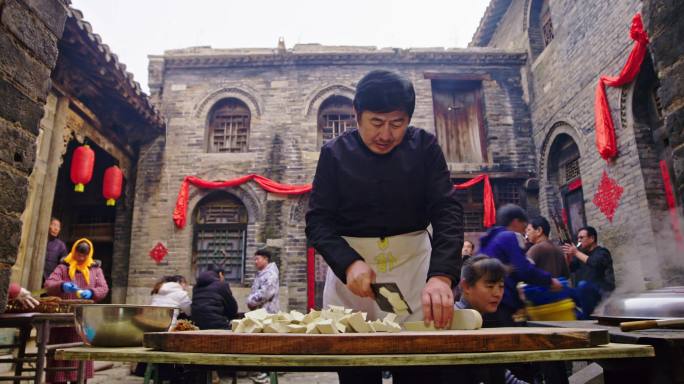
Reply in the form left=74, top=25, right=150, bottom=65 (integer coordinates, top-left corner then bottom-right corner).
left=547, top=133, right=585, bottom=237
left=528, top=0, right=554, bottom=58
left=193, top=192, right=248, bottom=282
left=317, top=96, right=356, bottom=147
left=208, top=98, right=250, bottom=153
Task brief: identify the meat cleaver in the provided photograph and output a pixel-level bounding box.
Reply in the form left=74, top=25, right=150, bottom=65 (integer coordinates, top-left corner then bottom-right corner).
left=370, top=282, right=412, bottom=314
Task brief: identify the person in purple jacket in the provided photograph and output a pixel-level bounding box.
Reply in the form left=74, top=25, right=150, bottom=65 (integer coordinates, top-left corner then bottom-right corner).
left=43, top=218, right=68, bottom=281
left=478, top=204, right=562, bottom=325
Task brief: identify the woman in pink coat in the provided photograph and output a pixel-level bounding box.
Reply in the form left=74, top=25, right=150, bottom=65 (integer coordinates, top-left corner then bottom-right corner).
left=44, top=238, right=109, bottom=383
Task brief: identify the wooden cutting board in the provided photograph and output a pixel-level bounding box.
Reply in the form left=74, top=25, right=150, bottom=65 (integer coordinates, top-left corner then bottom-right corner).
left=143, top=327, right=609, bottom=355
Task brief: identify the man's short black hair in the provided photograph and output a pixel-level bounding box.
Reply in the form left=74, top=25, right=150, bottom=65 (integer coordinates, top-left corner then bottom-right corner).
left=255, top=248, right=272, bottom=261
left=353, top=70, right=416, bottom=119
left=530, top=216, right=551, bottom=237
left=496, top=204, right=529, bottom=227
left=579, top=226, right=598, bottom=242
left=75, top=241, right=90, bottom=255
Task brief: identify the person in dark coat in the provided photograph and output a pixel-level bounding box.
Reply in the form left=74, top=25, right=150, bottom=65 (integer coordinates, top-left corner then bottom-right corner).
left=44, top=218, right=68, bottom=280
left=562, top=226, right=615, bottom=319
left=478, top=204, right=562, bottom=325
left=191, top=265, right=238, bottom=330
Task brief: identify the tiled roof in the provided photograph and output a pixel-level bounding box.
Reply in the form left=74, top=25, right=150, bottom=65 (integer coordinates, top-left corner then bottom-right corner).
left=469, top=0, right=513, bottom=47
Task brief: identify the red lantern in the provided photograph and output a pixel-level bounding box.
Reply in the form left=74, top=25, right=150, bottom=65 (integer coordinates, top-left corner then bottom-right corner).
left=103, top=165, right=123, bottom=206
left=70, top=144, right=95, bottom=192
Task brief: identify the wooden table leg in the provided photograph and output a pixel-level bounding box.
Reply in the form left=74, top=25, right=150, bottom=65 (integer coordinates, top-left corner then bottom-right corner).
left=13, top=326, right=30, bottom=384
left=34, top=320, right=50, bottom=384
left=77, top=360, right=86, bottom=384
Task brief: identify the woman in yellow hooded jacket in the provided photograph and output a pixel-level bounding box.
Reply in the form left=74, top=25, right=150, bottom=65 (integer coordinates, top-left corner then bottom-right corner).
left=44, top=238, right=109, bottom=383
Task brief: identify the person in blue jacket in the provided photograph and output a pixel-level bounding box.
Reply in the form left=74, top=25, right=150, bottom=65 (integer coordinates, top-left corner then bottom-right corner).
left=478, top=204, right=562, bottom=325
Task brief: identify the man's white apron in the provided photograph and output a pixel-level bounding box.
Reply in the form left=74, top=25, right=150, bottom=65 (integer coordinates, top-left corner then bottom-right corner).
left=322, top=230, right=430, bottom=322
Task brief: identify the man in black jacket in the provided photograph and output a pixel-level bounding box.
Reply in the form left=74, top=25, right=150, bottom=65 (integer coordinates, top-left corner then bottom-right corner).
left=191, top=265, right=238, bottom=330
left=562, top=226, right=615, bottom=319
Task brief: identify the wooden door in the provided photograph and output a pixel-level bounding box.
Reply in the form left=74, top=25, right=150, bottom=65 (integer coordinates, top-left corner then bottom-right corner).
left=432, top=83, right=485, bottom=163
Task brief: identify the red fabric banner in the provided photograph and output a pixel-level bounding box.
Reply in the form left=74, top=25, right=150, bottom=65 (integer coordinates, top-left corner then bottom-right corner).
left=306, top=246, right=316, bottom=310
left=174, top=174, right=496, bottom=229
left=659, top=161, right=684, bottom=250
left=173, top=175, right=312, bottom=228
left=453, top=174, right=496, bottom=228
left=595, top=13, right=649, bottom=160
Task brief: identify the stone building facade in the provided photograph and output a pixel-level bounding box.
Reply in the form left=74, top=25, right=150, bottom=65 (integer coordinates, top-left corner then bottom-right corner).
left=471, top=0, right=684, bottom=289
left=128, top=45, right=540, bottom=311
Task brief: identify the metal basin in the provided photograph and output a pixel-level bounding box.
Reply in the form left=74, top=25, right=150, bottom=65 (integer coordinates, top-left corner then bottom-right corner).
left=73, top=304, right=178, bottom=347
left=593, top=286, right=684, bottom=320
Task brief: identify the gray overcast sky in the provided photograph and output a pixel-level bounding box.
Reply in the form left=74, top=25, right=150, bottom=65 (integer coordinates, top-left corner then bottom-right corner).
left=70, top=0, right=490, bottom=93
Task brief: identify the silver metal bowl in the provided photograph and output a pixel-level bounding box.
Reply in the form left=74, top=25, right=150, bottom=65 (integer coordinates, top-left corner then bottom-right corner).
left=73, top=304, right=178, bottom=347
left=593, top=286, right=684, bottom=320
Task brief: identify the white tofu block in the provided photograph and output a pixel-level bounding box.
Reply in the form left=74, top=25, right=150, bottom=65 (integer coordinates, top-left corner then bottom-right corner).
left=289, top=310, right=305, bottom=323
left=402, top=321, right=437, bottom=332
left=383, top=313, right=397, bottom=324
left=344, top=308, right=353, bottom=314
left=286, top=324, right=307, bottom=333
left=452, top=309, right=483, bottom=330
left=245, top=308, right=269, bottom=321
left=369, top=320, right=388, bottom=332
left=384, top=321, right=401, bottom=333
left=335, top=322, right=347, bottom=333
left=241, top=317, right=264, bottom=333
left=302, top=310, right=320, bottom=324
left=347, top=312, right=372, bottom=333
left=316, top=319, right=339, bottom=334
left=305, top=322, right=320, bottom=334
left=338, top=314, right=352, bottom=326
left=230, top=319, right=242, bottom=331
left=263, top=322, right=290, bottom=334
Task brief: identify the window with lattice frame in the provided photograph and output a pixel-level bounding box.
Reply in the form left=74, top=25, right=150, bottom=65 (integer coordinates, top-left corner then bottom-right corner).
left=193, top=195, right=248, bottom=283
left=453, top=180, right=485, bottom=233
left=318, top=96, right=357, bottom=147
left=208, top=99, right=250, bottom=153
left=494, top=181, right=523, bottom=206
left=540, top=0, right=554, bottom=47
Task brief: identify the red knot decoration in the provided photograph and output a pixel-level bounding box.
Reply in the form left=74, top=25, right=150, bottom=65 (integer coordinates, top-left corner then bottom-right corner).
left=149, top=242, right=168, bottom=264
left=592, top=171, right=624, bottom=222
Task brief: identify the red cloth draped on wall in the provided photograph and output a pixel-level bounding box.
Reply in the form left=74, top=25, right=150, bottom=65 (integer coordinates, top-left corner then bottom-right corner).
left=173, top=174, right=497, bottom=229
left=453, top=174, right=496, bottom=228
left=172, top=175, right=312, bottom=228
left=594, top=13, right=649, bottom=160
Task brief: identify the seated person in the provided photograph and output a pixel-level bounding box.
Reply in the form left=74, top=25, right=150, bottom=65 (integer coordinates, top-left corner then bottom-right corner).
left=191, top=265, right=238, bottom=330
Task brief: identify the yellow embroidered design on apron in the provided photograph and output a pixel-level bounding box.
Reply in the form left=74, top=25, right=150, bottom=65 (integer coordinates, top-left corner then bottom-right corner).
left=323, top=230, right=430, bottom=322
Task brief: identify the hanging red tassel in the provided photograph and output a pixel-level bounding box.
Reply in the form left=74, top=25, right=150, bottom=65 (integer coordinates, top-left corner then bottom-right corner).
left=103, top=165, right=123, bottom=206
left=70, top=145, right=95, bottom=192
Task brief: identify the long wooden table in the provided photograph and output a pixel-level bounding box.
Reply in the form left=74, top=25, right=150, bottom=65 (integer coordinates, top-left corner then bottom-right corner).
left=56, top=343, right=654, bottom=384
left=531, top=320, right=684, bottom=384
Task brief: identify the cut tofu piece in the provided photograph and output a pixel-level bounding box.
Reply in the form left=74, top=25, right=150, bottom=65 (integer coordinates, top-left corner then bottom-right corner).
left=230, top=319, right=242, bottom=331
left=378, top=287, right=409, bottom=313
left=305, top=322, right=320, bottom=334
left=286, top=324, right=307, bottom=333
left=383, top=313, right=397, bottom=324
left=369, top=319, right=388, bottom=332
left=302, top=310, right=320, bottom=324
left=289, top=310, right=305, bottom=323
left=384, top=321, right=401, bottom=333
left=245, top=308, right=270, bottom=321
left=347, top=312, right=372, bottom=333
left=240, top=318, right=264, bottom=333
left=263, top=321, right=290, bottom=334
left=316, top=319, right=339, bottom=334
left=335, top=322, right=347, bottom=333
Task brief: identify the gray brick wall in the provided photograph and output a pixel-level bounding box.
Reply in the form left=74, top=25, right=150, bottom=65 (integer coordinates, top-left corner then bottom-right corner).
left=0, top=0, right=67, bottom=311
